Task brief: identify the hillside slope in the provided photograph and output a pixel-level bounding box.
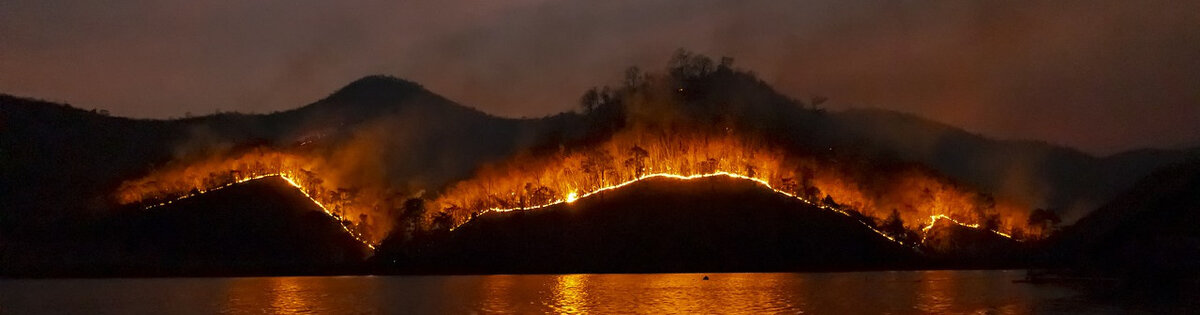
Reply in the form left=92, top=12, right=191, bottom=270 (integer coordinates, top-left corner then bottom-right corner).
left=1052, top=159, right=1200, bottom=277
left=378, top=176, right=920, bottom=274
left=829, top=109, right=1200, bottom=222
left=1, top=177, right=369, bottom=277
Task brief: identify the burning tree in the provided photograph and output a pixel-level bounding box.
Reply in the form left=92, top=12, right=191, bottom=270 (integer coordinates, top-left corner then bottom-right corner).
left=623, top=145, right=650, bottom=177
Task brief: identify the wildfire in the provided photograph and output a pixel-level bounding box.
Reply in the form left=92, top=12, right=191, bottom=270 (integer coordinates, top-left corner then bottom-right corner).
left=922, top=214, right=1016, bottom=240
left=116, top=130, right=1031, bottom=251
left=466, top=171, right=910, bottom=245
left=458, top=170, right=1016, bottom=246
left=278, top=175, right=377, bottom=250
left=135, top=172, right=376, bottom=250
left=432, top=129, right=1031, bottom=243
left=115, top=148, right=389, bottom=248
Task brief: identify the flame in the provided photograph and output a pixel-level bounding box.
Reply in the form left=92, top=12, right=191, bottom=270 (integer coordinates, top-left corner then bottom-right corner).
left=432, top=130, right=1029, bottom=242
left=463, top=171, right=911, bottom=246
left=279, top=174, right=377, bottom=250
left=114, top=149, right=386, bottom=248
left=115, top=130, right=1030, bottom=251
left=136, top=172, right=375, bottom=250
left=922, top=214, right=1016, bottom=240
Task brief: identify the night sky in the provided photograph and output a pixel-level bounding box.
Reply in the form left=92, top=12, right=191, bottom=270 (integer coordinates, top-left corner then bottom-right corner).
left=2, top=1, right=1197, bottom=154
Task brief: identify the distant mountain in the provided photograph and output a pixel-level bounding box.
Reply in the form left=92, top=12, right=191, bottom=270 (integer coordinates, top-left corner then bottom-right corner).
left=1051, top=158, right=1200, bottom=278
left=827, top=109, right=1200, bottom=222
left=1, top=176, right=368, bottom=277
left=376, top=176, right=920, bottom=274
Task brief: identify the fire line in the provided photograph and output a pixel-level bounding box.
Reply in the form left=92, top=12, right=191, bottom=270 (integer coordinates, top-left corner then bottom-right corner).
left=454, top=171, right=1015, bottom=246
left=141, top=173, right=376, bottom=250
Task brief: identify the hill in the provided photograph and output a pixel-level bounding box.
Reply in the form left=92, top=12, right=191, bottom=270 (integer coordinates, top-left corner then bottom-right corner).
left=1051, top=159, right=1200, bottom=278
left=828, top=109, right=1200, bottom=222
left=0, top=176, right=369, bottom=277
left=1, top=76, right=559, bottom=234
left=376, top=176, right=920, bottom=274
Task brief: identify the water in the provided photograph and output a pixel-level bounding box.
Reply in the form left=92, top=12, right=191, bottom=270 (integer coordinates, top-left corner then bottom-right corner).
left=0, top=270, right=1178, bottom=314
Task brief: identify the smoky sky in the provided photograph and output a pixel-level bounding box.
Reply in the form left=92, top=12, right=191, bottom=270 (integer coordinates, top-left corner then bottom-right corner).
left=2, top=0, right=1198, bottom=155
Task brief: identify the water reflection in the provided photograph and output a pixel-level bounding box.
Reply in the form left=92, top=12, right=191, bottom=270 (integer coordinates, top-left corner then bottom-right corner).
left=220, top=276, right=379, bottom=314
left=550, top=274, right=590, bottom=313
left=915, top=270, right=957, bottom=313
left=530, top=273, right=803, bottom=314
left=478, top=275, right=517, bottom=314
left=267, top=277, right=316, bottom=313
left=1, top=271, right=1166, bottom=314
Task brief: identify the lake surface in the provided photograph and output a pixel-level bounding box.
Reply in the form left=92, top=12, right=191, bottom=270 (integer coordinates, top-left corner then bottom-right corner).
left=0, top=270, right=1187, bottom=314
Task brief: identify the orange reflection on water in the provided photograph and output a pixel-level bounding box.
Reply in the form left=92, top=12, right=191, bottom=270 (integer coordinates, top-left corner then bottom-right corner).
left=267, top=277, right=316, bottom=313
left=220, top=277, right=347, bottom=314
left=478, top=275, right=518, bottom=314
left=551, top=274, right=591, bottom=314
left=536, top=273, right=797, bottom=314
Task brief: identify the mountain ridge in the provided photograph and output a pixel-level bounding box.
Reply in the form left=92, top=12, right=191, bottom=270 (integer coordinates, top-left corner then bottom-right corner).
left=3, top=65, right=1197, bottom=276
left=5, top=73, right=1197, bottom=225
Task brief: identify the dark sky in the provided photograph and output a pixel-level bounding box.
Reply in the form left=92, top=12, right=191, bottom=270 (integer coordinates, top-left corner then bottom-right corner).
left=2, top=1, right=1198, bottom=155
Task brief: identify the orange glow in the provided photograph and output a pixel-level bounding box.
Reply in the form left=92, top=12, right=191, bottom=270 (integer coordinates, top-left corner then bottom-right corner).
left=922, top=214, right=1015, bottom=240
left=433, top=130, right=1028, bottom=242
left=116, top=129, right=1028, bottom=250
left=114, top=148, right=384, bottom=248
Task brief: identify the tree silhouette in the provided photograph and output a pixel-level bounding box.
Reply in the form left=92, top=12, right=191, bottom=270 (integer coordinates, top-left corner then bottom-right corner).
left=718, top=56, right=735, bottom=70
left=881, top=208, right=907, bottom=238
left=380, top=197, right=428, bottom=244
left=581, top=149, right=616, bottom=185
left=1027, top=208, right=1061, bottom=239
left=580, top=88, right=601, bottom=113
left=623, top=145, right=649, bottom=178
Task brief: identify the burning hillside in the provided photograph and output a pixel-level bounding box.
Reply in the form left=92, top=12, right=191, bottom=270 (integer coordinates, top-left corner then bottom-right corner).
left=431, top=129, right=1030, bottom=240
left=111, top=51, right=1043, bottom=253
left=426, top=52, right=1034, bottom=241
left=114, top=148, right=390, bottom=246
left=383, top=175, right=921, bottom=273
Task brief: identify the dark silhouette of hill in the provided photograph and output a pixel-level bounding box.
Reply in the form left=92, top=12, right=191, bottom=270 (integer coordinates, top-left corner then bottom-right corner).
left=828, top=109, right=1200, bottom=222
left=1051, top=159, right=1200, bottom=279
left=1, top=176, right=369, bottom=277
left=376, top=176, right=920, bottom=274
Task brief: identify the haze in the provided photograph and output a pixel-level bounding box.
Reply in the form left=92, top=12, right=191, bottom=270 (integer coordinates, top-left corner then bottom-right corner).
left=2, top=0, right=1198, bottom=154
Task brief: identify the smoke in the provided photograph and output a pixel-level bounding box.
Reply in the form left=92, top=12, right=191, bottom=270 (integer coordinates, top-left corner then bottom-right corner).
left=2, top=0, right=1197, bottom=154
